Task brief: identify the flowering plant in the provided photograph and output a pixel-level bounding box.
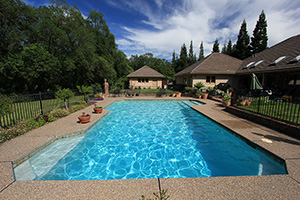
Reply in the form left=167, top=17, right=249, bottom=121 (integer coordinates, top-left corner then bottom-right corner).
left=94, top=104, right=102, bottom=109
left=93, top=93, right=104, bottom=100
left=81, top=112, right=90, bottom=117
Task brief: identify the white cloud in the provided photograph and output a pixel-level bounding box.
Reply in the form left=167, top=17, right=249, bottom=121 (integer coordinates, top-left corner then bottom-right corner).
left=114, top=0, right=300, bottom=60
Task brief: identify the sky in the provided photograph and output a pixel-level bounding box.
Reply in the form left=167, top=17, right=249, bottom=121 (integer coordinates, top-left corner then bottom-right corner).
left=24, top=0, right=300, bottom=60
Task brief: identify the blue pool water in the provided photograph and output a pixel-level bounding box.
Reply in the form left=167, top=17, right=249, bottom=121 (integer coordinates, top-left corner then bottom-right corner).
left=15, top=100, right=286, bottom=180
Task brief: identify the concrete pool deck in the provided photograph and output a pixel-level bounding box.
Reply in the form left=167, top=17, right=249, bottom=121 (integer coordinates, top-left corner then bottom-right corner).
left=0, top=97, right=300, bottom=199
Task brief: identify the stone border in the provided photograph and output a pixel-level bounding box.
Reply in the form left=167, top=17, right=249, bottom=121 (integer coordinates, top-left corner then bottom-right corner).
left=225, top=106, right=300, bottom=139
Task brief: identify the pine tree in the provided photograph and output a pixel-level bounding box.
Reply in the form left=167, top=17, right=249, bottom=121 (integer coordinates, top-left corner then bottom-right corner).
left=171, top=50, right=177, bottom=72
left=177, top=43, right=188, bottom=72
left=234, top=20, right=251, bottom=59
left=188, top=40, right=196, bottom=65
left=221, top=42, right=227, bottom=54
left=251, top=10, right=268, bottom=54
left=198, top=41, right=204, bottom=61
left=212, top=39, right=220, bottom=53
left=227, top=39, right=233, bottom=56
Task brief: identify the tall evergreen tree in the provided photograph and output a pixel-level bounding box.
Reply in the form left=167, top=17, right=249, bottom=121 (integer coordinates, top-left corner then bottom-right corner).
left=171, top=50, right=177, bottom=71
left=227, top=39, right=233, bottom=56
left=177, top=43, right=188, bottom=72
left=212, top=39, right=220, bottom=53
left=221, top=42, right=227, bottom=54
left=250, top=10, right=268, bottom=54
left=188, top=40, right=196, bottom=65
left=233, top=20, right=251, bottom=59
left=198, top=41, right=204, bottom=61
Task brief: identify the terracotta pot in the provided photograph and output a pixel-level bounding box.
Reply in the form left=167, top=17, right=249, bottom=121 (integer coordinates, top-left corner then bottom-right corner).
left=93, top=107, right=103, bottom=114
left=240, top=101, right=246, bottom=106
left=198, top=95, right=202, bottom=99
left=222, top=101, right=231, bottom=107
left=246, top=101, right=251, bottom=106
left=78, top=115, right=91, bottom=124
left=201, top=93, right=208, bottom=99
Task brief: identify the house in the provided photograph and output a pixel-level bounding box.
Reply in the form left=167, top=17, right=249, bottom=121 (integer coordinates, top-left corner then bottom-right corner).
left=236, top=34, right=300, bottom=97
left=174, top=53, right=242, bottom=89
left=127, top=65, right=166, bottom=89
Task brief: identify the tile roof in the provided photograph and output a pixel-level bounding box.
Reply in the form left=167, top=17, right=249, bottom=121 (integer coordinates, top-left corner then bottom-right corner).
left=237, top=34, right=300, bottom=74
left=126, top=65, right=165, bottom=78
left=174, top=53, right=242, bottom=77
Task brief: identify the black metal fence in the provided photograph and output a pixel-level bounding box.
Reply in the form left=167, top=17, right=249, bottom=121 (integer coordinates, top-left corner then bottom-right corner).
left=0, top=91, right=84, bottom=128
left=234, top=95, right=300, bottom=126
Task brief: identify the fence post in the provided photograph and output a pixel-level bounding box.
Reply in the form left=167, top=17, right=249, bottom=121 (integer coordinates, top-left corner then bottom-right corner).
left=39, top=91, right=43, bottom=115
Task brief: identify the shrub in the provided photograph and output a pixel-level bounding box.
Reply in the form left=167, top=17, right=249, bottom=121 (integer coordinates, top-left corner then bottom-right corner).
left=69, top=104, right=87, bottom=113
left=0, top=94, right=13, bottom=117
left=194, top=82, right=205, bottom=89
left=49, top=108, right=69, bottom=119
left=55, top=88, right=74, bottom=110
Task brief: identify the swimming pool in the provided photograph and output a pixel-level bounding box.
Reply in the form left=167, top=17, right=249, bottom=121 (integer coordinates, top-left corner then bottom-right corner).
left=14, top=100, right=286, bottom=180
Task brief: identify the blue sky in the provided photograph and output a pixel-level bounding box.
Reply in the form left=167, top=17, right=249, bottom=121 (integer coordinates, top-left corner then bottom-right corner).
left=24, top=0, right=300, bottom=60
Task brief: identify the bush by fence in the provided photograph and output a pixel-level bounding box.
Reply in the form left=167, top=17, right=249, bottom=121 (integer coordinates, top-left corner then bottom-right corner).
left=0, top=90, right=85, bottom=128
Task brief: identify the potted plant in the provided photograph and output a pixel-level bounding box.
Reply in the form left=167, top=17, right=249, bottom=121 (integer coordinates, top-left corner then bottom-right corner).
left=246, top=99, right=251, bottom=106
left=196, top=90, right=202, bottom=99
left=222, top=94, right=231, bottom=107
left=201, top=92, right=208, bottom=99
left=238, top=97, right=246, bottom=106
left=78, top=112, right=91, bottom=124
left=93, top=104, right=103, bottom=114
left=227, top=88, right=233, bottom=97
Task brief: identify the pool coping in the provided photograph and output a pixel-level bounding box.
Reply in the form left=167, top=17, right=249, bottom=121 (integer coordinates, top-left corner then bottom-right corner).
left=1, top=96, right=300, bottom=199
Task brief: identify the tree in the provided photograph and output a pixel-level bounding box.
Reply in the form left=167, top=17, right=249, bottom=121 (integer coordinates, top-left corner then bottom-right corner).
left=198, top=41, right=204, bottom=61
left=227, top=39, right=233, bottom=56
left=177, top=43, right=188, bottom=72
left=55, top=88, right=74, bottom=110
left=77, top=85, right=93, bottom=102
left=233, top=20, right=251, bottom=59
left=212, top=39, right=220, bottom=53
left=188, top=40, right=196, bottom=65
left=0, top=94, right=13, bottom=118
left=221, top=42, right=227, bottom=54
left=0, top=0, right=36, bottom=57
left=250, top=10, right=268, bottom=54
left=19, top=44, right=60, bottom=92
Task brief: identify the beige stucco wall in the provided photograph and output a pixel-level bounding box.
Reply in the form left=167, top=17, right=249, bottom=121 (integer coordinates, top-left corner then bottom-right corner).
left=129, top=78, right=163, bottom=89
left=176, top=74, right=238, bottom=88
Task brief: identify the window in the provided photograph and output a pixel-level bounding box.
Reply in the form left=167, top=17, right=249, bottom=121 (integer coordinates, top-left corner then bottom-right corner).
left=243, top=62, right=255, bottom=69
left=146, top=79, right=149, bottom=82
left=253, top=60, right=264, bottom=67
left=206, top=76, right=216, bottom=83
left=206, top=76, right=210, bottom=83
left=211, top=76, right=216, bottom=83
left=289, top=55, right=300, bottom=63
left=271, top=56, right=286, bottom=65
left=138, top=79, right=141, bottom=82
